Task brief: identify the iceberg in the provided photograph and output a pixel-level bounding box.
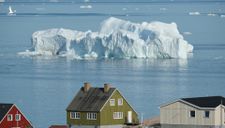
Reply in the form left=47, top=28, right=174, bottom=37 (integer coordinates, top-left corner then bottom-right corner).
left=18, top=17, right=193, bottom=59
left=189, top=12, right=200, bottom=15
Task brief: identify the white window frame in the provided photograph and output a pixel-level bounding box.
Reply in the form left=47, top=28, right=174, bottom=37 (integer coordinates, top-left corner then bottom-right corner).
left=189, top=110, right=195, bottom=118
left=204, top=111, right=210, bottom=118
left=110, top=99, right=115, bottom=106
left=15, top=114, right=21, bottom=121
left=87, top=113, right=97, bottom=120
left=118, top=98, right=123, bottom=106
left=70, top=112, right=80, bottom=119
left=7, top=114, right=13, bottom=121
left=113, top=112, right=123, bottom=119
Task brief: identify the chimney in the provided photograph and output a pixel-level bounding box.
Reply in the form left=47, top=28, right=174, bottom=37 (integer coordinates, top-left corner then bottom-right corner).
left=83, top=82, right=91, bottom=92
left=104, top=83, right=111, bottom=93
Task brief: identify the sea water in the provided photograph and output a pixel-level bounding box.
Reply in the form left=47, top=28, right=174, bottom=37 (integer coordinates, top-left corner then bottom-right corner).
left=0, top=1, right=225, bottom=127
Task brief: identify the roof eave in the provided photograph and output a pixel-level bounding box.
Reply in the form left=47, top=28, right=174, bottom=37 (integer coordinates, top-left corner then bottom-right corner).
left=160, top=99, right=216, bottom=110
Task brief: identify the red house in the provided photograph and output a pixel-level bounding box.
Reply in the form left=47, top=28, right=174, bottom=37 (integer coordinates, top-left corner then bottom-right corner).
left=0, top=103, right=33, bottom=128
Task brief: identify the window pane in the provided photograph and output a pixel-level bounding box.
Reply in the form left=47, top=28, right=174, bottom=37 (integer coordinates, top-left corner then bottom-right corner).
left=118, top=98, right=123, bottom=106
left=7, top=114, right=13, bottom=121
left=87, top=113, right=97, bottom=120
left=16, top=114, right=21, bottom=121
left=190, top=111, right=195, bottom=117
left=205, top=111, right=210, bottom=118
left=110, top=99, right=115, bottom=106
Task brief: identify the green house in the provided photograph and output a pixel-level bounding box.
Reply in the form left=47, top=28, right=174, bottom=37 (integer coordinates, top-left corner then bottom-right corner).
left=66, top=83, right=139, bottom=128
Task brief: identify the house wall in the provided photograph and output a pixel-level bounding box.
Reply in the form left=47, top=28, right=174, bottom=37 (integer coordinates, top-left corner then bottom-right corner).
left=67, top=112, right=100, bottom=126
left=160, top=101, right=215, bottom=126
left=215, top=105, right=225, bottom=126
left=70, top=125, right=124, bottom=128
left=161, top=124, right=225, bottom=128
left=100, top=90, right=139, bottom=125
left=0, top=105, right=32, bottom=128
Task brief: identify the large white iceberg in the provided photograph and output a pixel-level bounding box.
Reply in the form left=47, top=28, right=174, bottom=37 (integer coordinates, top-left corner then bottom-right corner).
left=19, top=17, right=193, bottom=59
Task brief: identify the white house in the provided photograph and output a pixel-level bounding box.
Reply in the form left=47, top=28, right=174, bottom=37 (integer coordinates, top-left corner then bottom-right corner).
left=160, top=96, right=225, bottom=128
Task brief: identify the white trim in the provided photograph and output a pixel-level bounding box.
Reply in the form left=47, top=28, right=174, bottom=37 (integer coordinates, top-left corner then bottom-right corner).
left=70, top=112, right=80, bottom=119
left=13, top=104, right=33, bottom=127
left=100, top=89, right=139, bottom=116
left=110, top=99, right=115, bottom=106
left=7, top=114, right=13, bottom=121
left=113, top=112, right=123, bottom=119
left=100, top=89, right=117, bottom=112
left=0, top=104, right=14, bottom=124
left=116, top=90, right=139, bottom=115
left=221, top=105, right=225, bottom=109
left=160, top=99, right=216, bottom=110
left=87, top=113, right=97, bottom=120
left=15, top=114, right=21, bottom=121
left=160, top=99, right=180, bottom=108
left=118, top=98, right=123, bottom=106
left=180, top=100, right=216, bottom=110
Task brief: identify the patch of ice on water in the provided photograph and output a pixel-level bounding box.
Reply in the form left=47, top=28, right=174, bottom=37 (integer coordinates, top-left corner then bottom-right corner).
left=189, top=12, right=200, bottom=15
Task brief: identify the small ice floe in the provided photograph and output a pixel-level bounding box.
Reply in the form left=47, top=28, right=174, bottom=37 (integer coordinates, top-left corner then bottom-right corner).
left=207, top=13, right=217, bottom=16
left=214, top=56, right=224, bottom=60
left=189, top=11, right=200, bottom=15
left=183, top=31, right=192, bottom=35
left=122, top=8, right=127, bottom=11
left=221, top=15, right=225, bottom=18
left=8, top=6, right=16, bottom=15
left=160, top=8, right=167, bottom=11
left=36, top=7, right=45, bottom=11
left=80, top=5, right=92, bottom=9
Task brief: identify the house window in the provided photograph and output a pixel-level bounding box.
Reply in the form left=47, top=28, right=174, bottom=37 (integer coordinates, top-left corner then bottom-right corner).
left=87, top=113, right=97, bottom=120
left=190, top=110, right=195, bottom=118
left=70, top=112, right=80, bottom=119
left=110, top=99, right=115, bottom=106
left=204, top=111, right=210, bottom=118
left=7, top=114, right=13, bottom=121
left=118, top=98, right=123, bottom=106
left=113, top=112, right=123, bottom=119
left=15, top=114, right=21, bottom=121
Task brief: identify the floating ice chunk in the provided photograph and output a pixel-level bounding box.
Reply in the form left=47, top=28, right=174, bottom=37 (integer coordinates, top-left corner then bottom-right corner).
left=221, top=15, right=225, bottom=18
left=160, top=8, right=167, bottom=11
left=80, top=5, right=92, bottom=9
left=19, top=17, right=193, bottom=59
left=207, top=13, right=217, bottom=16
left=189, top=12, right=200, bottom=15
left=122, top=8, right=127, bottom=11
left=183, top=31, right=192, bottom=35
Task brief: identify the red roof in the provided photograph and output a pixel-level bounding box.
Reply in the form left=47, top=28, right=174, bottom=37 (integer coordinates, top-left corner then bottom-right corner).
left=49, top=125, right=68, bottom=128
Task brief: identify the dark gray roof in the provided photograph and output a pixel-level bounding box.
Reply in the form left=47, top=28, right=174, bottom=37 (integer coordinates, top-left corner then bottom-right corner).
left=181, top=96, right=225, bottom=108
left=0, top=103, right=13, bottom=121
left=67, top=87, right=116, bottom=112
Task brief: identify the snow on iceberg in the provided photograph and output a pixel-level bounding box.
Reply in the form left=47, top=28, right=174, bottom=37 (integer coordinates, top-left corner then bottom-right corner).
left=18, top=17, right=193, bottom=59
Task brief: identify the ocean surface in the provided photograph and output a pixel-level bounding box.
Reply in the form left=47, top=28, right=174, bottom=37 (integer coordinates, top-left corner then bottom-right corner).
left=1, top=1, right=225, bottom=127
